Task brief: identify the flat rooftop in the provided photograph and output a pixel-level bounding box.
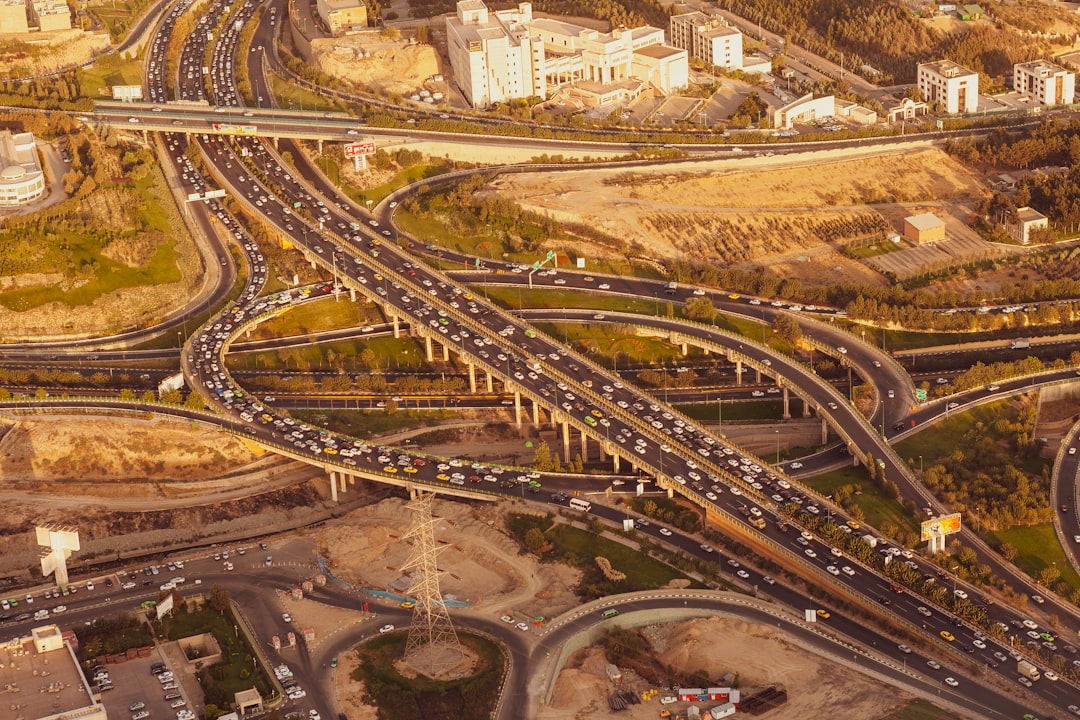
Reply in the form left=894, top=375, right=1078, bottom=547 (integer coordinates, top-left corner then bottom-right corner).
left=635, top=44, right=683, bottom=60
left=905, top=212, right=945, bottom=230
left=0, top=629, right=101, bottom=720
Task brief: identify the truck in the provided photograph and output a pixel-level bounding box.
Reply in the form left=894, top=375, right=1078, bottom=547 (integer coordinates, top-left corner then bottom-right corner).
left=158, top=372, right=185, bottom=395
left=1010, top=340, right=1030, bottom=349
left=1017, top=660, right=1040, bottom=681
left=664, top=281, right=678, bottom=295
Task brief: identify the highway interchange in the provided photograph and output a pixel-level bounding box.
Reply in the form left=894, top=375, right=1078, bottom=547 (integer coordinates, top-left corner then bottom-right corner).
left=3, top=0, right=1080, bottom=718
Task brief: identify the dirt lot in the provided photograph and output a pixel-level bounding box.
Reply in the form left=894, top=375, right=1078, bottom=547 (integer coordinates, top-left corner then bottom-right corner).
left=0, top=29, right=110, bottom=79
left=543, top=616, right=919, bottom=720
left=483, top=146, right=988, bottom=288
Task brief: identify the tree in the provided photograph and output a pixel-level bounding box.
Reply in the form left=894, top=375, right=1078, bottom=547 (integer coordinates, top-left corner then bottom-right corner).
left=684, top=297, right=716, bottom=322
left=524, top=527, right=545, bottom=552
left=533, top=441, right=553, bottom=471
left=773, top=314, right=802, bottom=344
left=414, top=24, right=430, bottom=44
left=208, top=585, right=231, bottom=615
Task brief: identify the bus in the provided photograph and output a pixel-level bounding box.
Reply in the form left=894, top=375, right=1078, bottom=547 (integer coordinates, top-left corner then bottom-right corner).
left=602, top=608, right=619, bottom=618
left=569, top=498, right=592, bottom=513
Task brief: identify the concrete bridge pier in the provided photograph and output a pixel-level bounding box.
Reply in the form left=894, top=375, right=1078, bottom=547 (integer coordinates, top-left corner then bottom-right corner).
left=392, top=315, right=400, bottom=338
left=514, top=390, right=522, bottom=429
left=735, top=360, right=743, bottom=385
left=562, top=421, right=571, bottom=463
left=612, top=453, right=620, bottom=473
left=442, top=343, right=449, bottom=361
left=316, top=139, right=322, bottom=153
left=329, top=471, right=339, bottom=502
left=680, top=342, right=688, bottom=356
left=580, top=428, right=588, bottom=462
left=755, top=368, right=761, bottom=383
left=598, top=441, right=606, bottom=462
left=532, top=399, right=540, bottom=426
left=803, top=398, right=811, bottom=418
left=468, top=363, right=477, bottom=393
left=350, top=287, right=356, bottom=302
left=425, top=336, right=434, bottom=362
left=486, top=372, right=494, bottom=392
left=782, top=386, right=791, bottom=419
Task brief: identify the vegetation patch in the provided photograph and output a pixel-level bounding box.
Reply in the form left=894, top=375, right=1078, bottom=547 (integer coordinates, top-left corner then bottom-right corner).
left=349, top=631, right=504, bottom=720
left=990, top=523, right=1080, bottom=601
left=76, top=612, right=153, bottom=663
left=507, top=512, right=698, bottom=599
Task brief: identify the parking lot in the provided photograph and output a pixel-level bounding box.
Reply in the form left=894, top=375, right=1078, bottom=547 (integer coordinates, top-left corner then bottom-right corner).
left=98, top=651, right=195, bottom=720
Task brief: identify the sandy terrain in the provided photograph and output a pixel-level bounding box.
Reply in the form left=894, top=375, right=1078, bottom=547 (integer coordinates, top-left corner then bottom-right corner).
left=542, top=616, right=915, bottom=720
left=0, top=29, right=110, bottom=79
left=483, top=146, right=988, bottom=287
left=313, top=33, right=440, bottom=96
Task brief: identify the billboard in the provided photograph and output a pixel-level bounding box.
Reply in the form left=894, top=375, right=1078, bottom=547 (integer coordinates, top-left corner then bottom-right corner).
left=344, top=141, right=376, bottom=157
left=921, top=513, right=961, bottom=541
left=212, top=124, right=258, bottom=135
left=111, top=85, right=143, bottom=101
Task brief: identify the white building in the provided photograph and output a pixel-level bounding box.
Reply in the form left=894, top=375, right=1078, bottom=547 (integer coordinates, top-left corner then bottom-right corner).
left=446, top=0, right=686, bottom=108
left=315, top=0, right=367, bottom=34
left=668, top=12, right=742, bottom=70
left=1013, top=60, right=1074, bottom=107
left=0, top=0, right=29, bottom=34
left=0, top=131, right=46, bottom=206
left=917, top=60, right=978, bottom=114
left=773, top=93, right=834, bottom=129
left=28, top=0, right=70, bottom=31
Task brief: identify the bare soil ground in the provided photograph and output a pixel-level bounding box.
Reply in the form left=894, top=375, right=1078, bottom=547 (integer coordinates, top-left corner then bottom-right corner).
left=542, top=616, right=917, bottom=720
left=0, top=29, right=110, bottom=79
left=312, top=33, right=441, bottom=97
left=484, top=147, right=988, bottom=288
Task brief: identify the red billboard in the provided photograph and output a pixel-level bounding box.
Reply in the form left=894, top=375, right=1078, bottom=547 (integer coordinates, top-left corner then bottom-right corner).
left=344, top=141, right=375, bottom=157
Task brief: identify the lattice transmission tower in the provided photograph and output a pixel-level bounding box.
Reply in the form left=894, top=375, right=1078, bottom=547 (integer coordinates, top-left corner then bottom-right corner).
left=401, top=491, right=464, bottom=677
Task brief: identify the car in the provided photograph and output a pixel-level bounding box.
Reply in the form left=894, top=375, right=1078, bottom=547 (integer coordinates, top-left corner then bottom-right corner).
left=953, top=589, right=968, bottom=600
left=736, top=569, right=750, bottom=579
left=516, top=622, right=530, bottom=631
left=310, top=712, right=321, bottom=720
left=129, top=702, right=146, bottom=712
left=287, top=689, right=307, bottom=699
left=1017, top=676, right=1033, bottom=688
left=944, top=677, right=959, bottom=687
left=837, top=347, right=847, bottom=354
left=53, top=605, right=66, bottom=613
left=282, top=613, right=292, bottom=623
left=762, top=576, right=776, bottom=585
left=789, top=462, right=803, bottom=469
left=500, top=615, right=514, bottom=624
left=1031, top=594, right=1045, bottom=605
left=659, top=528, right=672, bottom=536
left=378, top=624, right=395, bottom=634
left=898, top=644, right=912, bottom=654
left=917, top=606, right=932, bottom=617
left=1067, top=705, right=1080, bottom=717
left=926, top=660, right=941, bottom=670
left=171, top=699, right=187, bottom=708
left=815, top=609, right=830, bottom=619
left=1044, top=669, right=1059, bottom=681
left=132, top=712, right=150, bottom=720
left=940, top=631, right=955, bottom=642
left=972, top=639, right=986, bottom=649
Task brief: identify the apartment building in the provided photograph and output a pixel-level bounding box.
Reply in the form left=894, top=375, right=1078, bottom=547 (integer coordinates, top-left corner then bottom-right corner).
left=1013, top=60, right=1075, bottom=107
left=446, top=0, right=686, bottom=107
left=668, top=11, right=742, bottom=70
left=917, top=60, right=978, bottom=114
left=315, top=0, right=367, bottom=35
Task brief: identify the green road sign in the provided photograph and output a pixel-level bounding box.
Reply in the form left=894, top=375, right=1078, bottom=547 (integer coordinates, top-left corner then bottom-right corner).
left=293, top=201, right=302, bottom=208
left=532, top=261, right=540, bottom=270
left=475, top=257, right=481, bottom=267
left=546, top=251, right=555, bottom=260
left=915, top=389, right=927, bottom=401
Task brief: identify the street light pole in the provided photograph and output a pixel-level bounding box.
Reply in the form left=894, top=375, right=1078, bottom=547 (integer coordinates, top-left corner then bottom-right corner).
left=775, top=429, right=780, bottom=464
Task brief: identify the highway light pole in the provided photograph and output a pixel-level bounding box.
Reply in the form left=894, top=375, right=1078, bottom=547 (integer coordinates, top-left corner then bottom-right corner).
left=775, top=429, right=780, bottom=465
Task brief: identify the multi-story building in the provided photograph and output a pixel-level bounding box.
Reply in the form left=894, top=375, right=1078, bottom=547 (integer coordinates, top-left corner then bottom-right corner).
left=0, top=131, right=46, bottom=206
left=668, top=11, right=742, bottom=70
left=917, top=60, right=978, bottom=114
left=1013, top=60, right=1075, bottom=107
left=446, top=0, right=686, bottom=107
left=315, top=0, right=367, bottom=35
left=28, top=0, right=71, bottom=31
left=0, top=0, right=29, bottom=34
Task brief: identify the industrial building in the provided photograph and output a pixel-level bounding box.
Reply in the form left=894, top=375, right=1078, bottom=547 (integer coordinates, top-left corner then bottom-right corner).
left=0, top=131, right=47, bottom=206
left=917, top=60, right=978, bottom=114
left=0, top=625, right=107, bottom=720
left=315, top=0, right=367, bottom=35
left=0, top=0, right=30, bottom=33
left=1013, top=60, right=1075, bottom=107
left=903, top=212, right=946, bottom=244
left=668, top=12, right=743, bottom=70
left=446, top=0, right=686, bottom=108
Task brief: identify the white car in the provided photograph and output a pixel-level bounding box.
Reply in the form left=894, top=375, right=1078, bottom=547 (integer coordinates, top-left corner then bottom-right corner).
left=944, top=677, right=958, bottom=687
left=53, top=605, right=67, bottom=613
left=287, top=689, right=307, bottom=700
left=378, top=624, right=395, bottom=634
left=659, top=528, right=672, bottom=536
left=282, top=613, right=292, bottom=623
left=789, top=462, right=803, bottom=469
left=500, top=615, right=514, bottom=623
left=898, top=644, right=912, bottom=654
left=516, top=622, right=530, bottom=632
